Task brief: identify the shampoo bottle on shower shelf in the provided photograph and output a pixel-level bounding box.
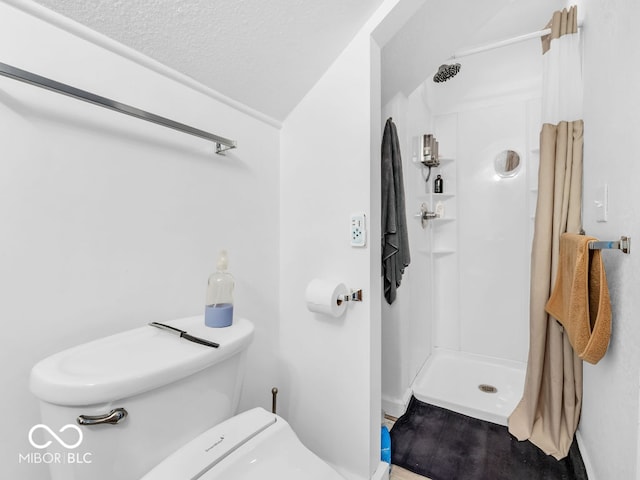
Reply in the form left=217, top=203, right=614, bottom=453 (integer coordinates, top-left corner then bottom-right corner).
left=205, top=250, right=234, bottom=328
left=434, top=174, right=444, bottom=194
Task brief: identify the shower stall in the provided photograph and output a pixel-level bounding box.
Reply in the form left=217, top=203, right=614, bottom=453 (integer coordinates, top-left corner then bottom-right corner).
left=381, top=37, right=543, bottom=426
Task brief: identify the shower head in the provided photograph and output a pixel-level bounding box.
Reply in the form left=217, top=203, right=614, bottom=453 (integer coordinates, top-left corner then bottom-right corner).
left=433, top=63, right=461, bottom=83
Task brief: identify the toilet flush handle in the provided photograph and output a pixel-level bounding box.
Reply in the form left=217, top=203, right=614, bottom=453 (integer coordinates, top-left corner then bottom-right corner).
left=77, top=408, right=128, bottom=426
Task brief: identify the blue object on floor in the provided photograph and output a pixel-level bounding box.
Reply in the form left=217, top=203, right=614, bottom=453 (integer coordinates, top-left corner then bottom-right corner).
left=381, top=425, right=391, bottom=463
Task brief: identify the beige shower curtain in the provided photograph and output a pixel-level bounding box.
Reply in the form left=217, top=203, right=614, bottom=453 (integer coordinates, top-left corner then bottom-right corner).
left=508, top=6, right=583, bottom=460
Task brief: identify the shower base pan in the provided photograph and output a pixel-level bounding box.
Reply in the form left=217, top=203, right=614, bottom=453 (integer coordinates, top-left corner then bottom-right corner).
left=411, top=348, right=526, bottom=426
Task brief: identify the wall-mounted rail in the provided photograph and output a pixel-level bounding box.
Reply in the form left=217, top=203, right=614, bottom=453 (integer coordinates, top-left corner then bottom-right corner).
left=589, top=236, right=631, bottom=254
left=0, top=62, right=236, bottom=155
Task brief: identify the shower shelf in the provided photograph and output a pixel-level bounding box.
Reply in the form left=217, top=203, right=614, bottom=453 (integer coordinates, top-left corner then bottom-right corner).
left=418, top=194, right=456, bottom=201
left=416, top=248, right=455, bottom=256
left=417, top=193, right=456, bottom=201
left=432, top=218, right=456, bottom=224
left=433, top=193, right=456, bottom=199
left=411, top=157, right=455, bottom=167
left=432, top=250, right=456, bottom=257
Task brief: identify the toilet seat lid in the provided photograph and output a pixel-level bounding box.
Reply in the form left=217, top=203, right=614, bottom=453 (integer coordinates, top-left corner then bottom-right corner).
left=141, top=408, right=276, bottom=479
left=141, top=408, right=346, bottom=480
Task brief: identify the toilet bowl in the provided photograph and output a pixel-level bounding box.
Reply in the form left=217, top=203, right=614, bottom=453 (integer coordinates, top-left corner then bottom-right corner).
left=141, top=407, right=345, bottom=479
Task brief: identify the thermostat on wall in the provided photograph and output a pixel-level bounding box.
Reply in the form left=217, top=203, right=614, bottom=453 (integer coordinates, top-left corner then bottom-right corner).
left=350, top=213, right=366, bottom=247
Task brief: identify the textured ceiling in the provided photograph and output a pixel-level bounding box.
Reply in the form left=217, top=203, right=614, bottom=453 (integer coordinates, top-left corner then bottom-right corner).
left=30, top=0, right=572, bottom=123
left=32, top=0, right=386, bottom=122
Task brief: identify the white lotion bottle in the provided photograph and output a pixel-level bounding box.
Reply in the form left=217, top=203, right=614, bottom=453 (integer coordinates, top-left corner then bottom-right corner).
left=205, top=250, right=234, bottom=327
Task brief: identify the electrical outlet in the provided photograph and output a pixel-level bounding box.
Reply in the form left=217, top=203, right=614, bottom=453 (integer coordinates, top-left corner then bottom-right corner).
left=350, top=213, right=366, bottom=247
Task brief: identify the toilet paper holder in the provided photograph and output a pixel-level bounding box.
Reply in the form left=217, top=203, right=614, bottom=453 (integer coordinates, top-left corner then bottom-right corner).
left=337, top=289, right=363, bottom=305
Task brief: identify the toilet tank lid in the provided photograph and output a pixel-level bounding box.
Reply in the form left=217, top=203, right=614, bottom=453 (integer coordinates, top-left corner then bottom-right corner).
left=141, top=408, right=277, bottom=480
left=30, top=316, right=254, bottom=406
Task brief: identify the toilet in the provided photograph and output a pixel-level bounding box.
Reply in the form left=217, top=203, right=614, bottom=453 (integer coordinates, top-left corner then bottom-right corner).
left=30, top=315, right=344, bottom=480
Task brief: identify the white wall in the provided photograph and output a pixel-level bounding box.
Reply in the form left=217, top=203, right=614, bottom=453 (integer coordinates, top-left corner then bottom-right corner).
left=278, top=1, right=405, bottom=477
left=0, top=3, right=280, bottom=479
left=278, top=31, right=376, bottom=480
left=579, top=0, right=640, bottom=478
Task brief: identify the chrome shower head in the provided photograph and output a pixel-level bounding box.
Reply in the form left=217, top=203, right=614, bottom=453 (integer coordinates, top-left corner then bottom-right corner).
left=433, top=63, right=461, bottom=83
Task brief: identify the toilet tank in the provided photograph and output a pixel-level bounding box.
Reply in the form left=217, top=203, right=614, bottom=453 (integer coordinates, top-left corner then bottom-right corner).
left=29, top=315, right=254, bottom=480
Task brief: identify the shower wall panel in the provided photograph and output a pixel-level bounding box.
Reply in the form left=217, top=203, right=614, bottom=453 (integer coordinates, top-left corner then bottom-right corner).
left=456, top=101, right=530, bottom=363
left=381, top=90, right=433, bottom=416
left=382, top=92, right=537, bottom=413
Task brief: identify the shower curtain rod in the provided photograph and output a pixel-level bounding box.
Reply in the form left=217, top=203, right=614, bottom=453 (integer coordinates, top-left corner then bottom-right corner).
left=452, top=24, right=582, bottom=59
left=0, top=61, right=237, bottom=155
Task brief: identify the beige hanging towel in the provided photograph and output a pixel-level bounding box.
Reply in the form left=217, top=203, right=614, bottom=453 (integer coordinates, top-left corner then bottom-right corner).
left=545, top=233, right=611, bottom=364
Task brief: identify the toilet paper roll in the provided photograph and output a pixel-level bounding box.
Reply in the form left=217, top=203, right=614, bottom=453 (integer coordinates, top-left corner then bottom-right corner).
left=305, top=279, right=348, bottom=317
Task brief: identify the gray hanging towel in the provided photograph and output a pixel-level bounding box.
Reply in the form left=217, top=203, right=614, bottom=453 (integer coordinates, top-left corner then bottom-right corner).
left=381, top=117, right=410, bottom=304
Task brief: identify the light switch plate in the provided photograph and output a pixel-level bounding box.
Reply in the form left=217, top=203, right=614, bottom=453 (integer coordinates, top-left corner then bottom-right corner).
left=595, top=184, right=608, bottom=222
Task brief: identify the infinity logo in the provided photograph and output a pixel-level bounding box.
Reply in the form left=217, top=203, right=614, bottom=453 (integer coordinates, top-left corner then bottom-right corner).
left=28, top=424, right=83, bottom=450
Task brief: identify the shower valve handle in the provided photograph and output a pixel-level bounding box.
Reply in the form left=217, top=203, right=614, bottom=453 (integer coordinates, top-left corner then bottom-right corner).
left=416, top=203, right=439, bottom=228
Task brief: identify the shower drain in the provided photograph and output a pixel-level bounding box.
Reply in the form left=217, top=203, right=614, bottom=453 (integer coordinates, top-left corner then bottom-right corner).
left=478, top=384, right=498, bottom=394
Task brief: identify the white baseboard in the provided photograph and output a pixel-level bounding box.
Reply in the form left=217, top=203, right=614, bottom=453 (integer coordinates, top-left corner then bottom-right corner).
left=381, top=388, right=412, bottom=418
left=371, top=461, right=390, bottom=480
